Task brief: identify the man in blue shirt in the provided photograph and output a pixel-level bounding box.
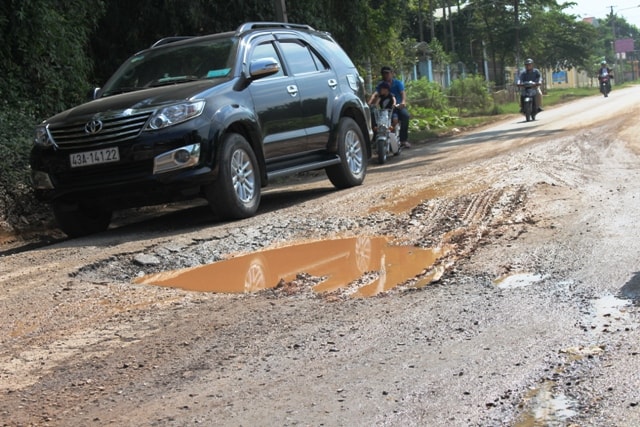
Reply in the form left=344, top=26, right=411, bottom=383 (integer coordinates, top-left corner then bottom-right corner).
left=370, top=66, right=411, bottom=148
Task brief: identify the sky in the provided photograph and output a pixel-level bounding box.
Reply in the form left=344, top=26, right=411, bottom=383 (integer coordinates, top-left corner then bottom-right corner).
left=567, top=0, right=640, bottom=27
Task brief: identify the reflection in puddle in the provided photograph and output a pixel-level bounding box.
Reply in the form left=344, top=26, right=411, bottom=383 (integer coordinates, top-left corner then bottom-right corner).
left=516, top=382, right=578, bottom=427
left=135, top=236, right=447, bottom=297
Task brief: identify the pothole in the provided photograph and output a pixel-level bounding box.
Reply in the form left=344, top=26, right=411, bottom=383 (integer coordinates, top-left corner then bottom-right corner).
left=585, top=294, right=633, bottom=333
left=134, top=236, right=450, bottom=297
left=516, top=381, right=578, bottom=427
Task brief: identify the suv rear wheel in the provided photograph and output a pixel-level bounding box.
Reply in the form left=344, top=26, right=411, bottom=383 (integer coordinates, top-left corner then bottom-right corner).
left=326, top=117, right=367, bottom=189
left=206, top=133, right=261, bottom=219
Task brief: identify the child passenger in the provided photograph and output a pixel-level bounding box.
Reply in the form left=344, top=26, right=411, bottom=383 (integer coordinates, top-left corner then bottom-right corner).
left=369, top=81, right=398, bottom=131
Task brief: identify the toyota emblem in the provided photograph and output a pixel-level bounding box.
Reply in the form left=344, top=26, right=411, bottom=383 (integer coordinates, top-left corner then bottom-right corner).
left=84, top=119, right=103, bottom=134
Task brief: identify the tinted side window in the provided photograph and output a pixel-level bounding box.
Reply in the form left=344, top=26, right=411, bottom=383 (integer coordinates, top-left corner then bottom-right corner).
left=250, top=41, right=284, bottom=78
left=312, top=35, right=356, bottom=69
left=309, top=48, right=329, bottom=71
left=279, top=40, right=320, bottom=75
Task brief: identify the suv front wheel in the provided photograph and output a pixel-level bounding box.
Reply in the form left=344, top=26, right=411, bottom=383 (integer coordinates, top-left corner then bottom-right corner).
left=52, top=202, right=113, bottom=238
left=326, top=117, right=367, bottom=189
left=206, top=133, right=261, bottom=220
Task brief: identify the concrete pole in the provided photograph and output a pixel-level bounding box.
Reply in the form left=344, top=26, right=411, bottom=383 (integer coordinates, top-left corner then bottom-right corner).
left=275, top=0, right=288, bottom=22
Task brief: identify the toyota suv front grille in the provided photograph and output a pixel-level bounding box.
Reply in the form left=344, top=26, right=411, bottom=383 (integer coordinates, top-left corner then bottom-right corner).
left=49, top=111, right=152, bottom=149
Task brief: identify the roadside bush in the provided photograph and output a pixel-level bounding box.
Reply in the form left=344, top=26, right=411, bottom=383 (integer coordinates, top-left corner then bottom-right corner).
left=0, top=100, right=45, bottom=229
left=406, top=78, right=457, bottom=132
left=408, top=106, right=457, bottom=131
left=406, top=77, right=449, bottom=110
left=0, top=101, right=34, bottom=187
left=447, top=75, right=492, bottom=115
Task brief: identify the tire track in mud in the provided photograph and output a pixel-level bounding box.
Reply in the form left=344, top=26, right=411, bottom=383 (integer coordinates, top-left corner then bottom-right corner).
left=372, top=185, right=533, bottom=295
left=388, top=186, right=528, bottom=247
left=528, top=114, right=635, bottom=189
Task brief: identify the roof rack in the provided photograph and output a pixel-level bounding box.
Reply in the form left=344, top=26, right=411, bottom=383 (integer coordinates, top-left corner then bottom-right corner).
left=150, top=36, right=195, bottom=48
left=235, top=22, right=315, bottom=33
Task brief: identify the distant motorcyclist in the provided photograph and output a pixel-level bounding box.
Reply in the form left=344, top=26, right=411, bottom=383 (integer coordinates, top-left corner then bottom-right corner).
left=517, top=58, right=543, bottom=113
left=598, top=60, right=614, bottom=97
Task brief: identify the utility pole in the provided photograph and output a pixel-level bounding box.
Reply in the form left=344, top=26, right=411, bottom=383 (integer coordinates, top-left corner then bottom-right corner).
left=429, top=0, right=435, bottom=41
left=610, top=5, right=620, bottom=82
left=418, top=0, right=424, bottom=42
left=274, top=0, right=288, bottom=22
left=514, top=0, right=520, bottom=79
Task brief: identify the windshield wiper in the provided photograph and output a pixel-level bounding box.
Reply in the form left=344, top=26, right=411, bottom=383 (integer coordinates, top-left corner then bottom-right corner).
left=146, top=75, right=200, bottom=88
left=101, top=87, right=142, bottom=97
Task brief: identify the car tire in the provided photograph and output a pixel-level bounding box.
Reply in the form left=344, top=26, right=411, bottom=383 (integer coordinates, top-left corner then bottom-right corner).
left=326, top=117, right=367, bottom=189
left=52, top=202, right=112, bottom=238
left=206, top=133, right=261, bottom=220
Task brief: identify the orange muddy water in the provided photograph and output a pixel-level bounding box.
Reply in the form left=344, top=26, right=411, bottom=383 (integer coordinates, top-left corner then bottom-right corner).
left=136, top=236, right=447, bottom=297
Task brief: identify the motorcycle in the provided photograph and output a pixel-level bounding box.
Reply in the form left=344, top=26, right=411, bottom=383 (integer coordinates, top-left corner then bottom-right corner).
left=519, top=81, right=539, bottom=122
left=599, top=75, right=611, bottom=97
left=371, top=107, right=400, bottom=164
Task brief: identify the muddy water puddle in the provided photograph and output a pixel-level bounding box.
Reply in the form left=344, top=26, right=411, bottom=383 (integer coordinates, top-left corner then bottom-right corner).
left=494, top=272, right=545, bottom=289
left=135, top=236, right=448, bottom=297
left=516, top=382, right=578, bottom=427
left=587, top=294, right=633, bottom=333
left=369, top=186, right=445, bottom=214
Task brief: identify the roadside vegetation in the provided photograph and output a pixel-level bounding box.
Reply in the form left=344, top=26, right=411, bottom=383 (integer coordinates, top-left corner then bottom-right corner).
left=1, top=0, right=639, bottom=234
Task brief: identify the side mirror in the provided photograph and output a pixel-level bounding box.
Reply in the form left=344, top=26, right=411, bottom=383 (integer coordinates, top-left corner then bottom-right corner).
left=87, top=87, right=101, bottom=100
left=249, top=57, right=280, bottom=80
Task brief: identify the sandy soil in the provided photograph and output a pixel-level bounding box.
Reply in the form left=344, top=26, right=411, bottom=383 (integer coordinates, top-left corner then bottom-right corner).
left=1, top=85, right=640, bottom=427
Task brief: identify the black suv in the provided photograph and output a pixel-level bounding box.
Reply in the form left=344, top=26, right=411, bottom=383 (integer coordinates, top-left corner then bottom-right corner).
left=31, top=22, right=372, bottom=237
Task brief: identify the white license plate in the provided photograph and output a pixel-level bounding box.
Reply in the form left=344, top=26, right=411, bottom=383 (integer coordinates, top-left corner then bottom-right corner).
left=70, top=147, right=120, bottom=168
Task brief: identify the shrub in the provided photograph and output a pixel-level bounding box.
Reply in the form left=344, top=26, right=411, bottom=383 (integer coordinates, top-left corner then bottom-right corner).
left=0, top=100, right=44, bottom=228
left=406, top=78, right=449, bottom=111
left=405, top=78, right=457, bottom=132
left=447, top=75, right=493, bottom=114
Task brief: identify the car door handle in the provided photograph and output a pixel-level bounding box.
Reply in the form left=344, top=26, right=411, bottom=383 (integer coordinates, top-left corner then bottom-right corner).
left=287, top=85, right=298, bottom=97
left=328, top=79, right=337, bottom=89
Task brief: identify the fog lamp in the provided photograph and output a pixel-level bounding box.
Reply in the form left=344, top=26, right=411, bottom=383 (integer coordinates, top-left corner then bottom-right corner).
left=175, top=149, right=191, bottom=163
left=153, top=143, right=200, bottom=174
left=31, top=170, right=55, bottom=189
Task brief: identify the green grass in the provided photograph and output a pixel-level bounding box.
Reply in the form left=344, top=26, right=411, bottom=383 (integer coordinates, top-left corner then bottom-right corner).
left=543, top=86, right=600, bottom=105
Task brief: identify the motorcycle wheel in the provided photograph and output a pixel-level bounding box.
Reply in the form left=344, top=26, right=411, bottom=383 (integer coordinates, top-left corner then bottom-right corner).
left=376, top=138, right=388, bottom=164
left=524, top=102, right=533, bottom=122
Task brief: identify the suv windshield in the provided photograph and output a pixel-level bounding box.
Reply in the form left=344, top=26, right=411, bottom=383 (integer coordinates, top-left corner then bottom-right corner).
left=101, top=37, right=238, bottom=96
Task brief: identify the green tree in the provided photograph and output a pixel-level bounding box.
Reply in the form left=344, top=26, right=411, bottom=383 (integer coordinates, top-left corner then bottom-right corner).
left=0, top=0, right=105, bottom=118
left=463, top=0, right=590, bottom=86
left=522, top=8, right=597, bottom=71
left=0, top=0, right=105, bottom=228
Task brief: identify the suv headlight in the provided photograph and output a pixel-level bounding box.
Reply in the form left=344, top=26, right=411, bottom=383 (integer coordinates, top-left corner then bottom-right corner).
left=34, top=124, right=54, bottom=147
left=145, top=100, right=206, bottom=131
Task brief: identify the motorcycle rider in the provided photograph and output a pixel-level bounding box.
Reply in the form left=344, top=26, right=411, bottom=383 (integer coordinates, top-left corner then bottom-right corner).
left=369, top=66, right=411, bottom=148
left=517, top=58, right=543, bottom=113
left=598, top=60, right=613, bottom=96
